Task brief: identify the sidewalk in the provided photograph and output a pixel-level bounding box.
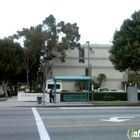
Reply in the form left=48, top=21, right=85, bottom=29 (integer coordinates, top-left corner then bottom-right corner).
left=0, top=96, right=94, bottom=107
left=0, top=96, right=140, bottom=108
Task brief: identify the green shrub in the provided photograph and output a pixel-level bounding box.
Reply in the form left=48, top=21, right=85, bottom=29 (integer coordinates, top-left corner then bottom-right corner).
left=103, top=96, right=115, bottom=101
left=89, top=92, right=127, bottom=101
left=61, top=90, right=69, bottom=92
left=60, top=92, right=129, bottom=101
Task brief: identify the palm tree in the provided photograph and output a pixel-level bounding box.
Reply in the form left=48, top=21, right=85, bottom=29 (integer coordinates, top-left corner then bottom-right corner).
left=74, top=80, right=85, bottom=90
left=97, top=73, right=106, bottom=87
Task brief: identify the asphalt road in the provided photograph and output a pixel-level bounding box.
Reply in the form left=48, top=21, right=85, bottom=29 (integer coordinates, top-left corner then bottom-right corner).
left=0, top=107, right=140, bottom=140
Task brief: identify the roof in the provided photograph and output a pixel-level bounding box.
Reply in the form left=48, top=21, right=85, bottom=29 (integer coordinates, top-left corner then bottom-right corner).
left=53, top=76, right=91, bottom=81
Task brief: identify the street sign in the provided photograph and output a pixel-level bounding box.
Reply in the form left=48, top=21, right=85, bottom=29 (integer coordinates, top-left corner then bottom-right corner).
left=101, top=116, right=135, bottom=122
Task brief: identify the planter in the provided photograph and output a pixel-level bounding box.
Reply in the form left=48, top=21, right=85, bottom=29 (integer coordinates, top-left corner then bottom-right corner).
left=18, top=92, right=60, bottom=102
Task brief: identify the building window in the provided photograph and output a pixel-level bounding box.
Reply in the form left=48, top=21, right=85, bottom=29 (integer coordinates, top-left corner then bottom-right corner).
left=79, top=49, right=85, bottom=63
left=85, top=68, right=88, bottom=76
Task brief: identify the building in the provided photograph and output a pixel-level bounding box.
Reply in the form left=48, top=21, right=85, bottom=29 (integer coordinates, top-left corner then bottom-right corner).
left=52, top=44, right=125, bottom=91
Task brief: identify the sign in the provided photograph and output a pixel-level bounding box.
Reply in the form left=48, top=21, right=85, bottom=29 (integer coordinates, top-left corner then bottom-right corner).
left=18, top=93, right=60, bottom=102
left=127, top=128, right=140, bottom=139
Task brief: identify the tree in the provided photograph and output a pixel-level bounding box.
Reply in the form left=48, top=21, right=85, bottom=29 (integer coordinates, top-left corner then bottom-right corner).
left=97, top=73, right=106, bottom=87
left=0, top=38, right=24, bottom=97
left=128, top=72, right=140, bottom=87
left=75, top=76, right=99, bottom=90
left=74, top=80, right=86, bottom=90
left=15, top=14, right=81, bottom=89
left=90, top=80, right=99, bottom=90
left=16, top=25, right=43, bottom=87
left=42, top=15, right=80, bottom=58
left=109, top=10, right=140, bottom=73
left=8, top=70, right=27, bottom=95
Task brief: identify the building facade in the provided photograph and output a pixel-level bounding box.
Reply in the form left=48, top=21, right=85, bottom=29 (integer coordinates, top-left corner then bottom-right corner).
left=52, top=44, right=125, bottom=91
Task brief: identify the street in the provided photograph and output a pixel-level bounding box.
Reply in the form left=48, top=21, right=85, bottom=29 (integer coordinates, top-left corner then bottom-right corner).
left=0, top=107, right=140, bottom=140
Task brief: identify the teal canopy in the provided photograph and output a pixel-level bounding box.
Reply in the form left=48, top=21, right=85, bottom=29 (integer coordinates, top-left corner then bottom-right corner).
left=53, top=76, right=91, bottom=81
left=53, top=76, right=91, bottom=104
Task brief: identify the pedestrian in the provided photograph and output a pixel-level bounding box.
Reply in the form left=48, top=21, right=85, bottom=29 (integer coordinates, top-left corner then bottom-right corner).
left=52, top=89, right=54, bottom=102
left=49, top=87, right=54, bottom=103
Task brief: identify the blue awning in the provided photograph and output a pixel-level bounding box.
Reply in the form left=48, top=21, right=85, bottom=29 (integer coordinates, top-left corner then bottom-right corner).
left=53, top=76, right=91, bottom=81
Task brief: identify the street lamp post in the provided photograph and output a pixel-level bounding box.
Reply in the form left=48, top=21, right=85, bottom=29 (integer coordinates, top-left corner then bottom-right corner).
left=41, top=49, right=47, bottom=105
left=86, top=41, right=90, bottom=77
left=43, top=60, right=47, bottom=105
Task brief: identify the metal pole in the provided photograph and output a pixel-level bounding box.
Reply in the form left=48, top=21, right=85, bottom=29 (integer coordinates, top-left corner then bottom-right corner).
left=43, top=83, right=45, bottom=105
left=43, top=61, right=46, bottom=105
left=85, top=81, right=87, bottom=103
left=86, top=41, right=90, bottom=103
left=41, top=49, right=47, bottom=105
left=54, top=80, right=56, bottom=104
left=91, top=85, right=94, bottom=101
left=86, top=41, right=90, bottom=76
left=88, top=80, right=89, bottom=103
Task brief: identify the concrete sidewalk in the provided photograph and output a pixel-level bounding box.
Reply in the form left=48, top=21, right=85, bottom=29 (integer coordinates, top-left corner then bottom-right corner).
left=1, top=96, right=140, bottom=108
left=0, top=96, right=93, bottom=107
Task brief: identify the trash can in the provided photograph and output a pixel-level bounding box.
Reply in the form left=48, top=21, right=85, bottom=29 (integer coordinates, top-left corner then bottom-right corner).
left=37, top=96, right=42, bottom=104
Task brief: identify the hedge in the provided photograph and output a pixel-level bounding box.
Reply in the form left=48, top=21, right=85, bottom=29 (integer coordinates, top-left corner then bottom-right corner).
left=59, top=92, right=140, bottom=101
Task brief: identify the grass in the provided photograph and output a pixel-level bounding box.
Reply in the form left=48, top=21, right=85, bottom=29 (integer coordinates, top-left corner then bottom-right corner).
left=90, top=101, right=140, bottom=105
left=0, top=99, right=7, bottom=102
left=0, top=97, right=9, bottom=102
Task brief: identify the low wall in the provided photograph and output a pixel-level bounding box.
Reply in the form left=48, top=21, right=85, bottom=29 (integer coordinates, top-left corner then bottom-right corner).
left=18, top=92, right=60, bottom=102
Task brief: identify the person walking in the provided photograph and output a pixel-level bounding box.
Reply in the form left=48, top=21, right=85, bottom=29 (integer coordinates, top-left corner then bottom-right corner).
left=49, top=88, right=54, bottom=103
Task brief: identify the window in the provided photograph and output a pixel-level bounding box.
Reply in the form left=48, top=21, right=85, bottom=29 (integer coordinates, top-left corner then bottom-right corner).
left=79, top=49, right=85, bottom=63
left=85, top=68, right=88, bottom=76
left=48, top=84, right=60, bottom=89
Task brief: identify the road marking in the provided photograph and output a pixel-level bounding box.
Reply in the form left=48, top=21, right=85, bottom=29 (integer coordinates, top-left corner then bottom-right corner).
left=46, top=122, right=140, bottom=128
left=42, top=115, right=109, bottom=119
left=32, top=108, right=51, bottom=140
left=101, top=116, right=135, bottom=122
left=42, top=115, right=138, bottom=119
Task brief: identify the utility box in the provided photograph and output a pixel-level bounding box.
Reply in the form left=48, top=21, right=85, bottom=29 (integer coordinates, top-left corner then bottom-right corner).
left=127, top=86, right=138, bottom=103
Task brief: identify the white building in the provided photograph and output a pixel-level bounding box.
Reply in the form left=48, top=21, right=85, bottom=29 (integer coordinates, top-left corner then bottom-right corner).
left=52, top=44, right=125, bottom=91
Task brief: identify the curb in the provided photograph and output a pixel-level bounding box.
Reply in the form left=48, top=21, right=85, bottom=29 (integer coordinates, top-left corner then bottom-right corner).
left=10, top=104, right=140, bottom=107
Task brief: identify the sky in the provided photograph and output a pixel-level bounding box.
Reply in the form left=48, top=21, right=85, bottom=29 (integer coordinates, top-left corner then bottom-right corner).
left=0, top=0, right=140, bottom=45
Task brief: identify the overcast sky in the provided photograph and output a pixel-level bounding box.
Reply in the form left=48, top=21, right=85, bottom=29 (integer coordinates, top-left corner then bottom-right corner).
left=0, top=0, right=140, bottom=44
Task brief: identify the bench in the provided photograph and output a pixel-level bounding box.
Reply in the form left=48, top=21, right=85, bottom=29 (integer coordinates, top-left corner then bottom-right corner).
left=63, top=94, right=87, bottom=103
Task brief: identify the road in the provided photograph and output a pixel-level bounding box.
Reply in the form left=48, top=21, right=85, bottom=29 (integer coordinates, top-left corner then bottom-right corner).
left=0, top=107, right=140, bottom=140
